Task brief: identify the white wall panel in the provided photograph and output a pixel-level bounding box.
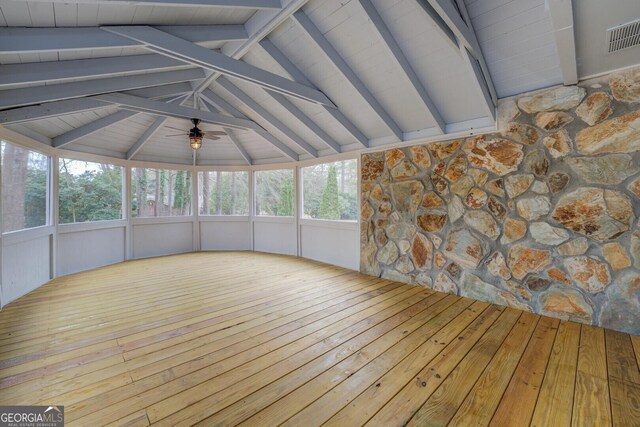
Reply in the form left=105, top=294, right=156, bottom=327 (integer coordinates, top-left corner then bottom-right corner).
left=253, top=220, right=296, bottom=256
left=1, top=230, right=51, bottom=305
left=200, top=219, right=251, bottom=251
left=300, top=221, right=359, bottom=270
left=132, top=221, right=194, bottom=259
left=57, top=226, right=126, bottom=276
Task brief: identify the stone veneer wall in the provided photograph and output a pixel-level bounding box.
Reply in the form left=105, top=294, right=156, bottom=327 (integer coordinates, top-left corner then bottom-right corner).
left=360, top=66, right=640, bottom=335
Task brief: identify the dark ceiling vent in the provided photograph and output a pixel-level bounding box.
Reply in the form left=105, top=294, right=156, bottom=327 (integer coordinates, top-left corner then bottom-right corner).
left=607, top=19, right=640, bottom=53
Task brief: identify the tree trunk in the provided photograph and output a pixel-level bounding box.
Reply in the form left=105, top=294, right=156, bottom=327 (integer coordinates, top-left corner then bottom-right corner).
left=201, top=171, right=210, bottom=214
left=231, top=173, right=237, bottom=215
left=2, top=143, right=29, bottom=231
left=154, top=169, right=160, bottom=216
left=215, top=171, right=222, bottom=215
left=136, top=169, right=143, bottom=217
left=167, top=174, right=174, bottom=216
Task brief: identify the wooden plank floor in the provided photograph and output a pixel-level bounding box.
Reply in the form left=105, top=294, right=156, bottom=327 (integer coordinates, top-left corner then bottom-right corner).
left=0, top=252, right=638, bottom=427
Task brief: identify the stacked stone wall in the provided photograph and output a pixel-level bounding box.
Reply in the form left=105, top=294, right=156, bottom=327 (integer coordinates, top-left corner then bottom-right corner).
left=360, top=67, right=640, bottom=335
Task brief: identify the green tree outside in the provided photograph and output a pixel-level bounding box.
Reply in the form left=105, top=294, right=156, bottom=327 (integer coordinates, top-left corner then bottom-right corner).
left=58, top=159, right=123, bottom=224
left=318, top=165, right=340, bottom=220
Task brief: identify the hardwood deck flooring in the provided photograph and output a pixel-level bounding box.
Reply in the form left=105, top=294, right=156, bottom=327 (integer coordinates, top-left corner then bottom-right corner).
left=0, top=252, right=638, bottom=426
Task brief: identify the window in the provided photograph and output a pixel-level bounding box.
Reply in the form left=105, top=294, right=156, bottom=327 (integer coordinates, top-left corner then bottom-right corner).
left=1, top=141, right=49, bottom=233
left=198, top=171, right=249, bottom=215
left=254, top=169, right=294, bottom=217
left=58, top=159, right=123, bottom=224
left=131, top=168, right=192, bottom=218
left=302, top=159, right=358, bottom=221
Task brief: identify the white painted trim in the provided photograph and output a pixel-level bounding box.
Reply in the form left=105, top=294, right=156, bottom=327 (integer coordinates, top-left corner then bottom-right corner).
left=298, top=219, right=358, bottom=230
left=58, top=220, right=127, bottom=234
left=2, top=226, right=55, bottom=246
left=125, top=167, right=133, bottom=260
left=198, top=216, right=250, bottom=222
left=192, top=167, right=200, bottom=251
left=548, top=0, right=578, bottom=85
left=132, top=216, right=195, bottom=225
left=252, top=216, right=295, bottom=224
left=51, top=154, right=59, bottom=278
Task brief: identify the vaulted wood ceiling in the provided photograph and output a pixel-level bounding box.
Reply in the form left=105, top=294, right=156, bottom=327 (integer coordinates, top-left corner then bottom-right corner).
left=0, top=0, right=637, bottom=166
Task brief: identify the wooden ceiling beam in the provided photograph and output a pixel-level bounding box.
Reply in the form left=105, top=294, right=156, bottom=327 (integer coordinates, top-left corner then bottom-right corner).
left=104, top=25, right=334, bottom=107
left=292, top=10, right=403, bottom=141
left=0, top=25, right=247, bottom=54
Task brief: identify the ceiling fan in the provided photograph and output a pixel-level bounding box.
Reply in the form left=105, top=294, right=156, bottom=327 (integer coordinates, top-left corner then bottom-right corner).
left=164, top=118, right=227, bottom=150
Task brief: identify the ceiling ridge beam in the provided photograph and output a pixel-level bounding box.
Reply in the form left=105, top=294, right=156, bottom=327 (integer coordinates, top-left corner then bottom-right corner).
left=548, top=0, right=578, bottom=85
left=0, top=99, right=108, bottom=125
left=217, top=77, right=317, bottom=158
left=0, top=25, right=247, bottom=55
left=359, top=0, right=446, bottom=134
left=103, top=25, right=333, bottom=107
left=292, top=10, right=403, bottom=141
left=53, top=110, right=138, bottom=148
left=94, top=92, right=262, bottom=131
left=266, top=91, right=341, bottom=154
left=19, top=0, right=280, bottom=9
left=127, top=116, right=168, bottom=160
left=125, top=83, right=194, bottom=99
left=259, top=38, right=369, bottom=148
left=0, top=84, right=192, bottom=125
left=192, top=0, right=312, bottom=93
left=0, top=68, right=205, bottom=110
left=0, top=55, right=190, bottom=88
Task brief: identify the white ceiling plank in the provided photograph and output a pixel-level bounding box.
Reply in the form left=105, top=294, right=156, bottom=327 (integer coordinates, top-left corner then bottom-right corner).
left=103, top=25, right=333, bottom=107
left=267, top=91, right=341, bottom=154
left=4, top=124, right=52, bottom=146
left=292, top=9, right=403, bottom=141
left=0, top=25, right=247, bottom=54
left=413, top=0, right=458, bottom=49
left=197, top=96, right=252, bottom=164
left=127, top=116, right=168, bottom=159
left=200, top=88, right=247, bottom=118
left=429, top=0, right=498, bottom=105
left=426, top=0, right=483, bottom=59
left=53, top=110, right=138, bottom=148
left=94, top=92, right=262, bottom=131
left=0, top=68, right=205, bottom=109
left=548, top=0, right=578, bottom=85
left=359, top=0, right=445, bottom=134
left=254, top=130, right=300, bottom=161
left=460, top=46, right=496, bottom=121
left=259, top=37, right=369, bottom=148
left=192, top=0, right=312, bottom=93
left=201, top=85, right=300, bottom=161
left=258, top=38, right=311, bottom=85
left=224, top=129, right=253, bottom=165
left=217, top=77, right=317, bottom=157
left=16, top=0, right=280, bottom=9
